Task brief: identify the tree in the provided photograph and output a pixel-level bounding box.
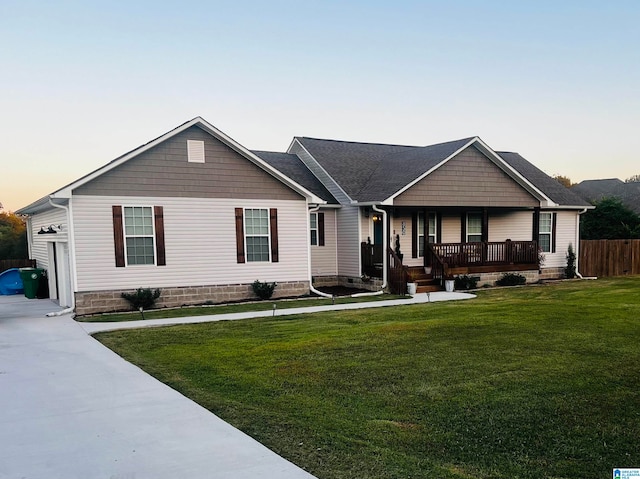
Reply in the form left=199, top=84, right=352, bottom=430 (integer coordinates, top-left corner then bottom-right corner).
left=625, top=174, right=640, bottom=183
left=0, top=211, right=28, bottom=260
left=553, top=175, right=574, bottom=188
left=580, top=197, right=640, bottom=240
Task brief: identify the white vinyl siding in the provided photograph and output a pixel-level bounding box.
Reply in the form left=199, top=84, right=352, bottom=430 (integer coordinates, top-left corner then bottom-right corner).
left=488, top=211, right=532, bottom=242
left=441, top=214, right=461, bottom=243
left=311, top=209, right=338, bottom=276
left=28, top=208, right=68, bottom=270
left=72, top=195, right=309, bottom=291
left=337, top=206, right=360, bottom=277
left=545, top=210, right=578, bottom=268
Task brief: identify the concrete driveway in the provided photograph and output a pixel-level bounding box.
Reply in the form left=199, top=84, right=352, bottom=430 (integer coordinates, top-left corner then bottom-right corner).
left=0, top=295, right=315, bottom=479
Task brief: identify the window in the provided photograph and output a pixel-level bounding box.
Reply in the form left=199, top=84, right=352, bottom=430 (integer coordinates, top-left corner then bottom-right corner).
left=124, top=206, right=155, bottom=265
left=467, top=213, right=482, bottom=242
left=414, top=213, right=437, bottom=257
left=245, top=208, right=270, bottom=262
left=310, top=213, right=318, bottom=246
left=539, top=212, right=553, bottom=253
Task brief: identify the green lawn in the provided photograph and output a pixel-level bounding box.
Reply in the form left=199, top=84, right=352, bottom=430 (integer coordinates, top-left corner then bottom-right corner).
left=96, top=277, right=640, bottom=479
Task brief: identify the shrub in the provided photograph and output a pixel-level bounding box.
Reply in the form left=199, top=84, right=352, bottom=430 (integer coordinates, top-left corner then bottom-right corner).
left=565, top=243, right=577, bottom=279
left=121, top=288, right=161, bottom=310
left=496, top=273, right=527, bottom=287
left=252, top=280, right=277, bottom=300
left=454, top=275, right=478, bottom=290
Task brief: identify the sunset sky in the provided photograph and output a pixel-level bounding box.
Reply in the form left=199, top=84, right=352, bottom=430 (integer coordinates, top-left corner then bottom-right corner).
left=1, top=0, right=638, bottom=212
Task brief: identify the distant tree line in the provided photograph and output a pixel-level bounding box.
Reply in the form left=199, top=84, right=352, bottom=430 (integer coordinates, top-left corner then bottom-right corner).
left=0, top=209, right=28, bottom=260
left=581, top=197, right=640, bottom=240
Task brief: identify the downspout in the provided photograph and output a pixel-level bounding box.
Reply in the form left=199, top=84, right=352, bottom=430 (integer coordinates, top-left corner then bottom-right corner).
left=575, top=207, right=596, bottom=280
left=307, top=205, right=332, bottom=298
left=351, top=204, right=387, bottom=297
left=46, top=198, right=75, bottom=316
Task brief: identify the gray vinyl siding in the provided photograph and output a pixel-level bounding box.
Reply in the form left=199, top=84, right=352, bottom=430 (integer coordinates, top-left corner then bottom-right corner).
left=394, top=146, right=539, bottom=208
left=288, top=140, right=352, bottom=205
left=75, top=126, right=302, bottom=201
left=311, top=209, right=338, bottom=276
left=336, top=206, right=361, bottom=277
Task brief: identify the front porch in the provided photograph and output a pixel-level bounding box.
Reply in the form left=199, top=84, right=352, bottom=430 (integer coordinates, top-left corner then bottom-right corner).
left=362, top=240, right=540, bottom=293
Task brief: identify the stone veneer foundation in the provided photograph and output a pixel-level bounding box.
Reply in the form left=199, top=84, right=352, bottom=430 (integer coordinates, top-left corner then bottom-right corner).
left=75, top=280, right=310, bottom=316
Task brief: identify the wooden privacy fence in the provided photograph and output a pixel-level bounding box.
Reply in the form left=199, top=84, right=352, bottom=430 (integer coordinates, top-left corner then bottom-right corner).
left=579, top=240, right=640, bottom=277
left=0, top=259, right=36, bottom=273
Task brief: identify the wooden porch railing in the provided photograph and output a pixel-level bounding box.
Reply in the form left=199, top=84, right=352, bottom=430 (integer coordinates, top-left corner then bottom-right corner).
left=426, top=245, right=446, bottom=283
left=388, top=247, right=406, bottom=294
left=361, top=242, right=384, bottom=277
left=430, top=240, right=538, bottom=269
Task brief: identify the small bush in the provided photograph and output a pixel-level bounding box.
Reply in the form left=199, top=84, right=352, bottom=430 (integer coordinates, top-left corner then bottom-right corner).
left=496, top=273, right=527, bottom=287
left=454, top=275, right=478, bottom=290
left=121, top=288, right=161, bottom=310
left=565, top=243, right=577, bottom=278
left=252, top=280, right=277, bottom=300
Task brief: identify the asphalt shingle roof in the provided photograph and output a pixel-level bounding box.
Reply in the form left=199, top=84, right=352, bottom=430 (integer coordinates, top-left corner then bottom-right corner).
left=296, top=137, right=590, bottom=206
left=572, top=179, right=640, bottom=214
left=497, top=152, right=591, bottom=207
left=295, top=137, right=473, bottom=202
left=251, top=150, right=338, bottom=204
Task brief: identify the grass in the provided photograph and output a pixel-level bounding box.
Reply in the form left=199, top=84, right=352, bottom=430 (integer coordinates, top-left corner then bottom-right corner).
left=95, top=277, right=640, bottom=478
left=78, top=293, right=404, bottom=322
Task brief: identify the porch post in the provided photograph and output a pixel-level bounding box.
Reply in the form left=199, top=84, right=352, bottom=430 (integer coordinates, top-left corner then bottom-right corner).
left=532, top=208, right=540, bottom=244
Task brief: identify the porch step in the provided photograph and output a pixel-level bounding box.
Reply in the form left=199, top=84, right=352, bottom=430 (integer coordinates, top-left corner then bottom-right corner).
left=406, top=267, right=444, bottom=293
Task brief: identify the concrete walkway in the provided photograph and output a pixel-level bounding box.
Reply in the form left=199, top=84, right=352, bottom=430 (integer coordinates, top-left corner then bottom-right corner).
left=81, top=291, right=475, bottom=334
left=0, top=291, right=474, bottom=479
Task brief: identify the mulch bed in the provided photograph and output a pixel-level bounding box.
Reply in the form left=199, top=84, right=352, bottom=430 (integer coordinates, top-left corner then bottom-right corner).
left=314, top=285, right=371, bottom=297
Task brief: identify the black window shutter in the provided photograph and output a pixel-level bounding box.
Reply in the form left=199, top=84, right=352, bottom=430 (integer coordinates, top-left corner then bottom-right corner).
left=411, top=212, right=418, bottom=258
left=270, top=208, right=279, bottom=263
left=235, top=208, right=245, bottom=263
left=461, top=212, right=467, bottom=243
left=552, top=212, right=557, bottom=253
left=318, top=212, right=325, bottom=247
left=112, top=205, right=125, bottom=267
left=154, top=206, right=166, bottom=266
left=436, top=214, right=442, bottom=243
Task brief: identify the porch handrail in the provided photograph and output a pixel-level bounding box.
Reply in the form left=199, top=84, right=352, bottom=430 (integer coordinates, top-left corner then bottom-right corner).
left=426, top=245, right=446, bottom=283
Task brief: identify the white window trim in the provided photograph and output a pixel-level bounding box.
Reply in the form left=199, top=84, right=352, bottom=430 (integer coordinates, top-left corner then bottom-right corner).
left=539, top=212, right=553, bottom=253
left=123, top=205, right=156, bottom=266
left=310, top=212, right=318, bottom=246
left=418, top=213, right=437, bottom=257
left=467, top=212, right=482, bottom=243
left=244, top=208, right=271, bottom=262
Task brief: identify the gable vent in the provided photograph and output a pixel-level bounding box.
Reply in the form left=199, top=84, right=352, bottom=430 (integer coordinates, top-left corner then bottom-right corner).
left=187, top=139, right=205, bottom=163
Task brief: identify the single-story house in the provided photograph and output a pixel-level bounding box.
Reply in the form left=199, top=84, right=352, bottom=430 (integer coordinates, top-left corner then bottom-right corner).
left=17, top=117, right=592, bottom=314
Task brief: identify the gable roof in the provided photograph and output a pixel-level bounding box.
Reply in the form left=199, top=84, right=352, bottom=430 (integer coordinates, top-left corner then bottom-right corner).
left=295, top=137, right=484, bottom=202
left=295, top=136, right=587, bottom=207
left=573, top=179, right=640, bottom=214
left=18, top=117, right=325, bottom=214
left=498, top=152, right=592, bottom=207
left=251, top=151, right=338, bottom=205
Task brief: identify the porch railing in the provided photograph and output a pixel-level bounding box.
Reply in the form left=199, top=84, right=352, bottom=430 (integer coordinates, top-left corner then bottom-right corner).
left=388, top=247, right=406, bottom=294
left=425, top=245, right=445, bottom=283
left=361, top=242, right=384, bottom=277
left=430, top=240, right=538, bottom=268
